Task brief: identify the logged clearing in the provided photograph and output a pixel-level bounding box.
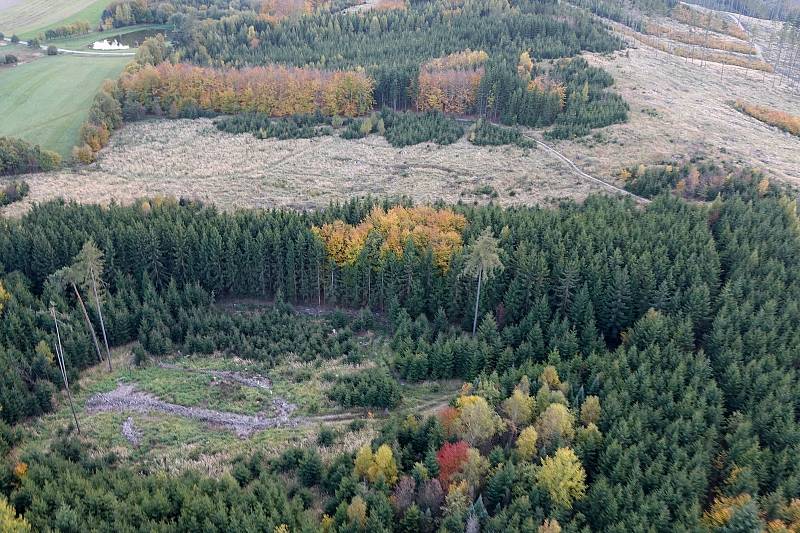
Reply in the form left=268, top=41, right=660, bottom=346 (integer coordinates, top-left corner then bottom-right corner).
left=0, top=0, right=107, bottom=38
left=0, top=53, right=129, bottom=157
left=551, top=45, right=800, bottom=187
left=3, top=118, right=610, bottom=216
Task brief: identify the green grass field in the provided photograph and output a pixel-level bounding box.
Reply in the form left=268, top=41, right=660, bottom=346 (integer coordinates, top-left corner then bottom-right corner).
left=0, top=52, right=128, bottom=156
left=0, top=0, right=109, bottom=39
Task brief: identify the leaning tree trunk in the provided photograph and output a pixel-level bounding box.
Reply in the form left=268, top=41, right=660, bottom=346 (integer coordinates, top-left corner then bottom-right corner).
left=472, top=267, right=483, bottom=336
left=90, top=267, right=113, bottom=372
left=52, top=308, right=80, bottom=435
left=72, top=282, right=104, bottom=365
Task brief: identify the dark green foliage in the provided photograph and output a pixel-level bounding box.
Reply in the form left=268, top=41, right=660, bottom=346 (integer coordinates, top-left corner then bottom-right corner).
left=544, top=57, right=628, bottom=139
left=623, top=159, right=774, bottom=200
left=380, top=109, right=464, bottom=147
left=214, top=111, right=334, bottom=140
left=0, top=180, right=30, bottom=207
left=0, top=137, right=61, bottom=176
left=10, top=443, right=315, bottom=531
left=328, top=368, right=402, bottom=409
left=1, top=174, right=799, bottom=531
left=469, top=119, right=534, bottom=148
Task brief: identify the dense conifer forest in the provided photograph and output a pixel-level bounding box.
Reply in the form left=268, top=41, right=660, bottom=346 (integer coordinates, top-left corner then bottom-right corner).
left=1, top=183, right=799, bottom=531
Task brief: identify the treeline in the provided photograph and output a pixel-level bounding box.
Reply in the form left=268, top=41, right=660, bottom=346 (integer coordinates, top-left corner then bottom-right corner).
left=214, top=111, right=335, bottom=140
left=120, top=62, right=374, bottom=118
left=0, top=137, right=61, bottom=176
left=214, top=108, right=466, bottom=148
left=100, top=0, right=261, bottom=29
left=73, top=35, right=170, bottom=163
left=1, top=181, right=800, bottom=528
left=42, top=21, right=91, bottom=40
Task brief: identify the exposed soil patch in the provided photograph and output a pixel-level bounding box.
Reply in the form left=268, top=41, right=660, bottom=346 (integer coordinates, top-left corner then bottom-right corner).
left=157, top=362, right=273, bottom=390
left=87, top=384, right=299, bottom=437
left=121, top=416, right=141, bottom=446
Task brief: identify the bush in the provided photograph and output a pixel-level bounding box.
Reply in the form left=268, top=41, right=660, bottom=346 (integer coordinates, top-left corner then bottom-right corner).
left=380, top=109, right=464, bottom=147
left=10, top=35, right=18, bottom=43
left=215, top=112, right=333, bottom=140
left=4, top=55, right=17, bottom=65
left=46, top=45, right=58, bottom=56
left=469, top=119, right=534, bottom=148
left=0, top=137, right=61, bottom=175
left=317, top=426, right=336, bottom=447
left=0, top=180, right=30, bottom=207
left=328, top=368, right=402, bottom=409
left=27, top=38, right=41, bottom=49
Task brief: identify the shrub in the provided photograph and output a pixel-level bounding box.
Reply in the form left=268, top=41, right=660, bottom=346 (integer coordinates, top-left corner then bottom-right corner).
left=328, top=368, right=402, bottom=409
left=46, top=45, right=58, bottom=56
left=469, top=119, right=534, bottom=148
left=10, top=35, right=18, bottom=43
left=0, top=137, right=61, bottom=175
left=4, top=55, right=18, bottom=65
left=0, top=180, right=30, bottom=207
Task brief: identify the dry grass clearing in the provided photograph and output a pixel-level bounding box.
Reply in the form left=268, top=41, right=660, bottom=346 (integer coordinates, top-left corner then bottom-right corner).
left=548, top=45, right=800, bottom=188
left=2, top=119, right=609, bottom=216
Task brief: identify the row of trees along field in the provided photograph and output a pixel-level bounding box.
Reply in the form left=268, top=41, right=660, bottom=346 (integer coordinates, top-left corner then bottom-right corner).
left=0, top=179, right=799, bottom=528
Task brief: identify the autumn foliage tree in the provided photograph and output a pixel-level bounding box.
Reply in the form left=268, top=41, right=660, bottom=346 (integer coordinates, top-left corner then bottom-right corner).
left=417, top=50, right=487, bottom=114
left=437, top=440, right=470, bottom=488
left=313, top=206, right=467, bottom=270
left=120, top=63, right=374, bottom=118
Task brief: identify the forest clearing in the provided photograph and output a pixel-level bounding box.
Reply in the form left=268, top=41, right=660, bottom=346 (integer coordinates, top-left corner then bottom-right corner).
left=555, top=45, right=800, bottom=187
left=0, top=118, right=612, bottom=216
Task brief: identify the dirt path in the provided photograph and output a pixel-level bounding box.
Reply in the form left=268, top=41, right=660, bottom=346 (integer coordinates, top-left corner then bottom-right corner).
left=87, top=384, right=299, bottom=437
left=524, top=134, right=650, bottom=204
left=157, top=362, right=273, bottom=390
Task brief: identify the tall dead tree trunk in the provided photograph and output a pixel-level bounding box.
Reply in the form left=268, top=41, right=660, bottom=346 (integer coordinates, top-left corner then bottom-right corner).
left=72, top=282, right=104, bottom=365
left=90, top=266, right=112, bottom=372
left=52, top=307, right=80, bottom=435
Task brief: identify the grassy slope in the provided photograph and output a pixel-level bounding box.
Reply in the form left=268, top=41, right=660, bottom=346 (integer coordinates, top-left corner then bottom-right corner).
left=0, top=53, right=128, bottom=156
left=0, top=0, right=109, bottom=39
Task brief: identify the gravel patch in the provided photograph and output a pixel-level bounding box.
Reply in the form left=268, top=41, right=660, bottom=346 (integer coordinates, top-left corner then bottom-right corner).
left=87, top=384, right=299, bottom=437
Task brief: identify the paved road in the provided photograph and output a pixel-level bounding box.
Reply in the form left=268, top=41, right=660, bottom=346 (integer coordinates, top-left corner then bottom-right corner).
left=2, top=36, right=136, bottom=56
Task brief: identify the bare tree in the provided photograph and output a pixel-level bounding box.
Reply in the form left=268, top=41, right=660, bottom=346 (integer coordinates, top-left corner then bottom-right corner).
left=51, top=305, right=80, bottom=435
